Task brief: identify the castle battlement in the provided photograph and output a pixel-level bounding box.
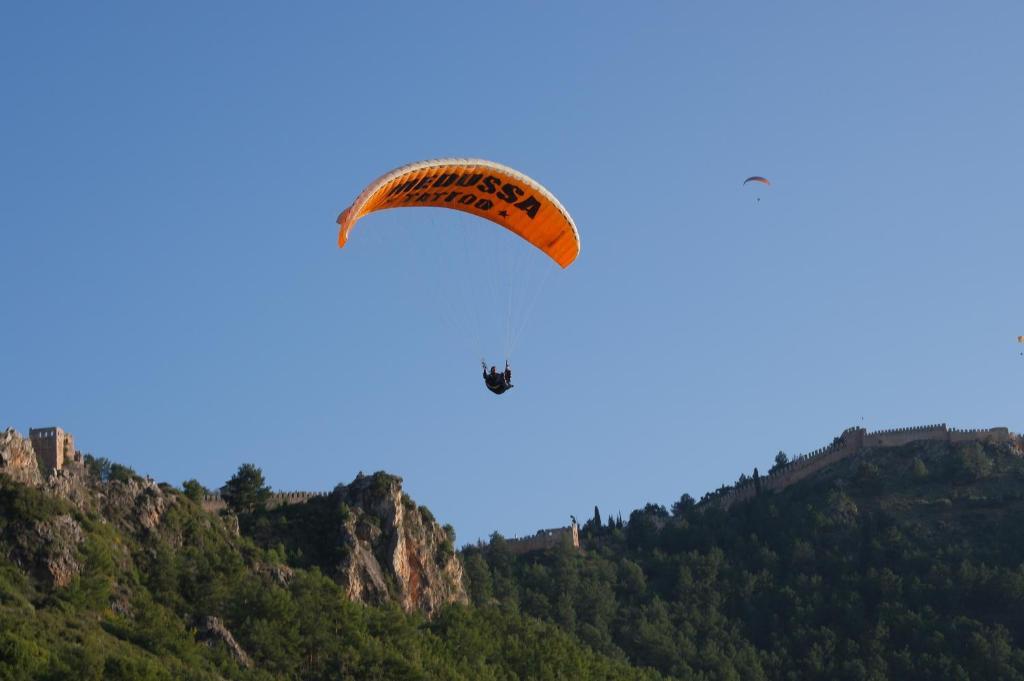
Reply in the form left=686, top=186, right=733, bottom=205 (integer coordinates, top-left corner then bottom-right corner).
left=705, top=423, right=1017, bottom=510
left=200, top=490, right=327, bottom=513
left=865, top=423, right=946, bottom=436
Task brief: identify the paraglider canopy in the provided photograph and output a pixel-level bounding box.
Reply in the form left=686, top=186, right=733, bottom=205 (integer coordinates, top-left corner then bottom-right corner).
left=743, top=176, right=771, bottom=186
left=337, top=158, right=580, bottom=268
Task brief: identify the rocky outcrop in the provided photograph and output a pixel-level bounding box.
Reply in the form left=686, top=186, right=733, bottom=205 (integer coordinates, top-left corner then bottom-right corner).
left=1, top=425, right=181, bottom=595
left=101, top=477, right=174, bottom=532
left=12, top=514, right=85, bottom=588
left=0, top=428, right=43, bottom=486
left=254, top=561, right=294, bottom=588
left=197, top=616, right=252, bottom=669
left=339, top=535, right=392, bottom=604
left=45, top=467, right=97, bottom=512
left=332, top=473, right=468, bottom=617
left=43, top=468, right=175, bottom=536
left=2, top=424, right=465, bottom=619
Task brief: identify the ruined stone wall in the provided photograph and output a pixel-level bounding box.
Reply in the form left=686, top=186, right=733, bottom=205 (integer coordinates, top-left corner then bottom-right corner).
left=506, top=526, right=579, bottom=555
left=201, top=491, right=326, bottom=513
left=29, top=427, right=75, bottom=471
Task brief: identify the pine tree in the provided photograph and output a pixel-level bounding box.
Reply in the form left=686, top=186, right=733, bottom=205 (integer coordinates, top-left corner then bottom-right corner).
left=771, top=451, right=789, bottom=473
left=671, top=494, right=696, bottom=517
left=222, top=463, right=271, bottom=514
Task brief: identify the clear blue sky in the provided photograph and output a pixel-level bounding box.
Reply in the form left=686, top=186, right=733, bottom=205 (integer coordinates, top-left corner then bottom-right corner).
left=3, top=2, right=1023, bottom=543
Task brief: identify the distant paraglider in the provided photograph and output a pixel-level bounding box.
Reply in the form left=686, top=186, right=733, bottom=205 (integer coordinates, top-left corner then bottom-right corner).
left=743, top=176, right=771, bottom=203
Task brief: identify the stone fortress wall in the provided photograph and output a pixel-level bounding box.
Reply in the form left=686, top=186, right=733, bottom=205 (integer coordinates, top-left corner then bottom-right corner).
left=28, top=422, right=1009, bottom=551
left=710, top=424, right=1016, bottom=510
left=505, top=518, right=580, bottom=555
left=201, top=491, right=327, bottom=513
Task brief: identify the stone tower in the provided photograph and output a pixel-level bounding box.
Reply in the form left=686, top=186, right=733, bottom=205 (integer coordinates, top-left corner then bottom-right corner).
left=29, top=427, right=76, bottom=471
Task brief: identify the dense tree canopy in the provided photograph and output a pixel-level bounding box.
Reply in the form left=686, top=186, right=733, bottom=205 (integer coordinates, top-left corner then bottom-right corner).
left=466, top=439, right=1024, bottom=680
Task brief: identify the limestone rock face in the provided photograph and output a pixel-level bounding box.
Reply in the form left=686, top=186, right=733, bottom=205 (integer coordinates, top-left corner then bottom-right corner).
left=45, top=467, right=96, bottom=511
left=101, top=477, right=174, bottom=532
left=333, top=473, right=468, bottom=616
left=12, top=514, right=85, bottom=588
left=0, top=428, right=43, bottom=486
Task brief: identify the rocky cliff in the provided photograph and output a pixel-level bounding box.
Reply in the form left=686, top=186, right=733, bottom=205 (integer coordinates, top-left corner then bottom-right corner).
left=336, top=473, right=467, bottom=615
left=245, top=472, right=468, bottom=617
left=0, top=428, right=182, bottom=594
left=1, top=427, right=466, bottom=620
left=0, top=428, right=43, bottom=486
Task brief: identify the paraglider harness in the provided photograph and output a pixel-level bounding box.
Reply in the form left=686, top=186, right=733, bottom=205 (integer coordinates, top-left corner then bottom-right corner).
left=482, top=360, right=513, bottom=395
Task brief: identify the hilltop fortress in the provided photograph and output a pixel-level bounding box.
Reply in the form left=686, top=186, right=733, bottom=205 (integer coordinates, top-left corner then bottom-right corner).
left=10, top=423, right=1017, bottom=548
left=708, top=424, right=1018, bottom=510
left=29, top=427, right=82, bottom=471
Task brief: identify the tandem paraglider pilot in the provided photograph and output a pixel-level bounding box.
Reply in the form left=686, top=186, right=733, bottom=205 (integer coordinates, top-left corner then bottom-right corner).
left=482, top=360, right=513, bottom=395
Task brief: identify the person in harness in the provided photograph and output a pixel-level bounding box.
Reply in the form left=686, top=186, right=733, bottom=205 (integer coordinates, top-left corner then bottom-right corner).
left=482, top=360, right=513, bottom=395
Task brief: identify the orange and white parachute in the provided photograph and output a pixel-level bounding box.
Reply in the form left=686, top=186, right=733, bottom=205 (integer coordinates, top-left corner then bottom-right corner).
left=743, top=176, right=771, bottom=186
left=337, top=158, right=580, bottom=268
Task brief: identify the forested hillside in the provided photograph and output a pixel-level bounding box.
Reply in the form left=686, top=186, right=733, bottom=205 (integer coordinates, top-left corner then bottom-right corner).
left=0, top=429, right=659, bottom=681
left=4, top=429, right=1024, bottom=680
left=467, top=438, right=1024, bottom=680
